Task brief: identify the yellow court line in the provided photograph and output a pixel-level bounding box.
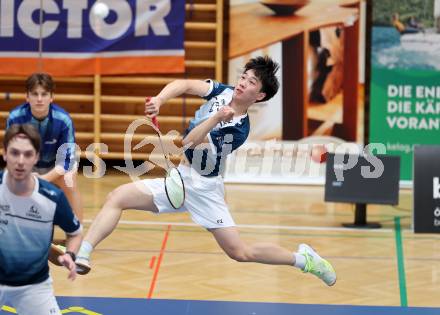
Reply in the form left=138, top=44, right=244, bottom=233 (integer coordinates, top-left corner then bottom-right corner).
left=1, top=305, right=101, bottom=315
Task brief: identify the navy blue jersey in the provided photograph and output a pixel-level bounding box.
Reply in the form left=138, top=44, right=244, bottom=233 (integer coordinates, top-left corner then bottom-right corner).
left=184, top=80, right=250, bottom=177
left=0, top=172, right=81, bottom=286
left=7, top=103, right=76, bottom=171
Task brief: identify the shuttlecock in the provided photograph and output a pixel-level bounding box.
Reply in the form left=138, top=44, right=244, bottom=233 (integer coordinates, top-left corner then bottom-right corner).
left=92, top=2, right=110, bottom=18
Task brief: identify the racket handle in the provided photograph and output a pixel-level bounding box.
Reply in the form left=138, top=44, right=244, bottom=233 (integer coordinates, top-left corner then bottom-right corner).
left=146, top=96, right=159, bottom=128
left=152, top=116, right=159, bottom=128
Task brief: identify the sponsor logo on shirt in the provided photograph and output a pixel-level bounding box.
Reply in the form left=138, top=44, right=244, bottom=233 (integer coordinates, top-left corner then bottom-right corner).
left=0, top=204, right=10, bottom=212
left=208, top=96, right=227, bottom=114
left=0, top=215, right=8, bottom=226
left=45, top=139, right=57, bottom=144
left=73, top=216, right=80, bottom=227
left=41, top=187, right=57, bottom=196
left=0, top=204, right=9, bottom=228
left=26, top=205, right=42, bottom=219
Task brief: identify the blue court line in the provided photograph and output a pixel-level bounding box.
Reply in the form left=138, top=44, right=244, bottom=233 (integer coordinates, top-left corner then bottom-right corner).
left=2, top=297, right=439, bottom=315
left=394, top=216, right=408, bottom=307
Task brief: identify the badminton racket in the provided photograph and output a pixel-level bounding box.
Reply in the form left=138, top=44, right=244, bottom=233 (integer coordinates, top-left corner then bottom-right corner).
left=147, top=101, right=185, bottom=209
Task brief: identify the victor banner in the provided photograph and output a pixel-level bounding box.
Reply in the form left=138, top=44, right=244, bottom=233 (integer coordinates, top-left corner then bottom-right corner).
left=0, top=0, right=185, bottom=76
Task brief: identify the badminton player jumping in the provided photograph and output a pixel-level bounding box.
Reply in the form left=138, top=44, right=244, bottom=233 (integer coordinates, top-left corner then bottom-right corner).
left=52, top=56, right=336, bottom=286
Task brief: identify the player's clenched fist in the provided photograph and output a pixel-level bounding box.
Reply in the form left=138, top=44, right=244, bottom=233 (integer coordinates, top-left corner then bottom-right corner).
left=214, top=106, right=235, bottom=123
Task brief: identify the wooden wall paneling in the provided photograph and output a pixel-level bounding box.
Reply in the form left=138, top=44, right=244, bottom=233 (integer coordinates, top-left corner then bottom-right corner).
left=0, top=0, right=224, bottom=161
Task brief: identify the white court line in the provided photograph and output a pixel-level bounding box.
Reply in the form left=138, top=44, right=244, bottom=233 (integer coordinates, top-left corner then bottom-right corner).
left=83, top=219, right=394, bottom=233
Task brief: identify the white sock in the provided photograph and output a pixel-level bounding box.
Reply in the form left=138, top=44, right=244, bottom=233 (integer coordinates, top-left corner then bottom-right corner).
left=79, top=241, right=93, bottom=259
left=293, top=253, right=306, bottom=270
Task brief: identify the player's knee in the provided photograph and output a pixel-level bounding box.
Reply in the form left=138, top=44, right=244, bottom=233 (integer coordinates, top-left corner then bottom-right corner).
left=224, top=246, right=250, bottom=262
left=104, top=184, right=134, bottom=210
left=104, top=187, right=124, bottom=208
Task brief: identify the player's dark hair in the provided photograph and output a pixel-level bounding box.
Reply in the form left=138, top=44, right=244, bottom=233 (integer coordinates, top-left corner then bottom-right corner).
left=25, top=73, right=55, bottom=94
left=244, top=56, right=280, bottom=102
left=4, top=124, right=41, bottom=153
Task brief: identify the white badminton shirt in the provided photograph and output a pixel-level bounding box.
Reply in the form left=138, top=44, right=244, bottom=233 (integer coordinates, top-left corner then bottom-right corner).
left=184, top=80, right=250, bottom=177
left=0, top=171, right=81, bottom=286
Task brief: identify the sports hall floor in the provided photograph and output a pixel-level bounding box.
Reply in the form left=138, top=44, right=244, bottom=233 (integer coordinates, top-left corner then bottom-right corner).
left=2, top=172, right=440, bottom=315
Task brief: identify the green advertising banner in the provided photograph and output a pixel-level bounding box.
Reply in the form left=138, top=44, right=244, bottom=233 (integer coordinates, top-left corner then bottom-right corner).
left=370, top=0, right=440, bottom=180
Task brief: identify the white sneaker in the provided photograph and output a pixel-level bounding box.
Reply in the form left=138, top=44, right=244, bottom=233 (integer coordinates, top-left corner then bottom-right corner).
left=75, top=254, right=91, bottom=275
left=298, top=244, right=336, bottom=286
left=48, top=244, right=91, bottom=275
